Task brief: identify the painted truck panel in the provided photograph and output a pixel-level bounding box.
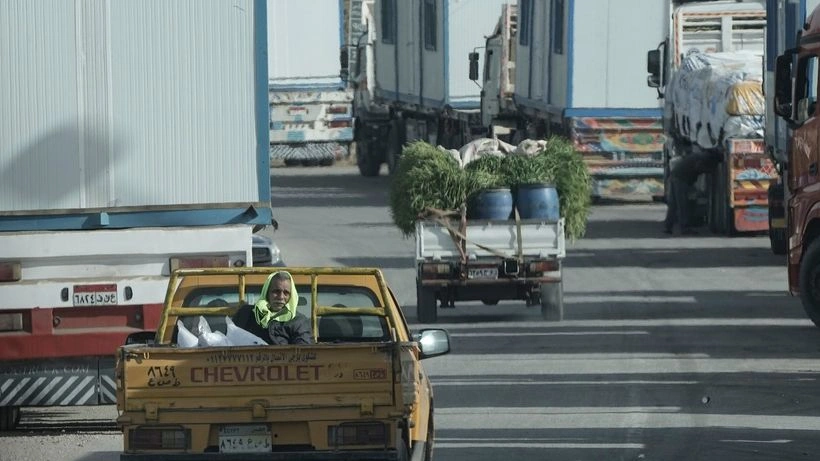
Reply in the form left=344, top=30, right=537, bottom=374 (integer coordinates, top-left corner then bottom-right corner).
left=0, top=0, right=270, bottom=223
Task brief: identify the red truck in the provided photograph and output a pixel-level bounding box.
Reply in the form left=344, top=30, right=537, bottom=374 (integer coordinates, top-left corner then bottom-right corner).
left=773, top=3, right=820, bottom=327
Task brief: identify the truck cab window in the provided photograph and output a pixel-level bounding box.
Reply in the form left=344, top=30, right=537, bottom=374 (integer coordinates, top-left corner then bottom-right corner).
left=796, top=55, right=819, bottom=123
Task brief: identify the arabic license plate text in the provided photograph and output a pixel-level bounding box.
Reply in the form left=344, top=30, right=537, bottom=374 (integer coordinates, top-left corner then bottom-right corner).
left=219, top=425, right=271, bottom=453
left=72, top=284, right=118, bottom=306
left=468, top=267, right=498, bottom=279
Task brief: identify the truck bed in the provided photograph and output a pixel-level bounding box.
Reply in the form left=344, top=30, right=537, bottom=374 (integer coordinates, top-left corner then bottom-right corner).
left=415, top=218, right=565, bottom=261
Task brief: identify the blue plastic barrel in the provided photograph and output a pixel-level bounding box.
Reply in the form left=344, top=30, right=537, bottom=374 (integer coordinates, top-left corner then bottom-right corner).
left=516, top=183, right=560, bottom=221
left=468, top=188, right=514, bottom=220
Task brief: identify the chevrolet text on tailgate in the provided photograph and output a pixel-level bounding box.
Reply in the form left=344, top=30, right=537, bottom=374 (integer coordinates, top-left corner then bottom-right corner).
left=116, top=267, right=450, bottom=460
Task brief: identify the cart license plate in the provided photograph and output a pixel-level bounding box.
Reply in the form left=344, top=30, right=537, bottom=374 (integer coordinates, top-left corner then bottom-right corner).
left=72, top=284, right=118, bottom=306
left=468, top=267, right=498, bottom=279
left=219, top=425, right=271, bottom=453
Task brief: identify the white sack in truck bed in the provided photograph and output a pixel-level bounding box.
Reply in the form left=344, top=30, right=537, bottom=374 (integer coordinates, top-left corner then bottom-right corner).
left=666, top=51, right=764, bottom=148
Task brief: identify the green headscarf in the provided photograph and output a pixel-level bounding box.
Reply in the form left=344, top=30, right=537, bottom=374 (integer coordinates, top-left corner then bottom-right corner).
left=253, top=271, right=299, bottom=327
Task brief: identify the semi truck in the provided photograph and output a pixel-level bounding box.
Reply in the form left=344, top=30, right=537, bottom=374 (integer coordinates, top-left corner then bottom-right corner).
left=647, top=0, right=775, bottom=235
left=267, top=0, right=354, bottom=166
left=352, top=0, right=509, bottom=177
left=0, top=0, right=272, bottom=430
left=480, top=0, right=668, bottom=201
left=764, top=0, right=820, bottom=254
left=772, top=1, right=820, bottom=327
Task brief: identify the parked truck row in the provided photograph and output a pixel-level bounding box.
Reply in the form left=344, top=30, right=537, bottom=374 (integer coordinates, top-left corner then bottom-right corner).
left=350, top=0, right=667, bottom=202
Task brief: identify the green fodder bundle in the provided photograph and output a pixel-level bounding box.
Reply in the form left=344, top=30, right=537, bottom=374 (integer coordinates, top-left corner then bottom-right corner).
left=389, top=141, right=467, bottom=237
left=498, top=153, right=557, bottom=187
left=462, top=155, right=506, bottom=198
left=534, top=136, right=592, bottom=240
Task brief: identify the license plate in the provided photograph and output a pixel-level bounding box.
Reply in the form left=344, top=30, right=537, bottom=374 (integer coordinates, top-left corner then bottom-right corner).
left=468, top=267, right=498, bottom=279
left=72, top=284, right=117, bottom=306
left=219, top=425, right=271, bottom=453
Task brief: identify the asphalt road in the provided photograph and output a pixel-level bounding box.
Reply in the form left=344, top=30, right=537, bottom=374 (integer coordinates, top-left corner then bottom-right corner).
left=3, top=165, right=820, bottom=461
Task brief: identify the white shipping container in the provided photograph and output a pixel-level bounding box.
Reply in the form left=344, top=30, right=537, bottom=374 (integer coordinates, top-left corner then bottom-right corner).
left=0, top=0, right=270, bottom=222
left=267, top=0, right=344, bottom=86
left=374, top=0, right=508, bottom=110
left=515, top=0, right=666, bottom=112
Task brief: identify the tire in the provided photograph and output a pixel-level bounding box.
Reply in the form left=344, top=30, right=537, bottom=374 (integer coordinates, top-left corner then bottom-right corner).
left=356, top=141, right=381, bottom=177
left=0, top=406, right=20, bottom=431
left=416, top=280, right=438, bottom=324
left=540, top=281, right=563, bottom=321
left=481, top=299, right=499, bottom=306
left=799, top=239, right=820, bottom=328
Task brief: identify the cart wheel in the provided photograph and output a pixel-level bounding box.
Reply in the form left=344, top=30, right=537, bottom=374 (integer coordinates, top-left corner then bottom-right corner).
left=540, top=281, right=563, bottom=321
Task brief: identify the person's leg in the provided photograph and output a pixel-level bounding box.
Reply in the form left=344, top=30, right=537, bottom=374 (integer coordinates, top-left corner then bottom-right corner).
left=663, top=179, right=676, bottom=233
left=678, top=180, right=697, bottom=234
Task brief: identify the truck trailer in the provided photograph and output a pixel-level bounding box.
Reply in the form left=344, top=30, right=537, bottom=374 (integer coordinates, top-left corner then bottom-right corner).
left=352, top=0, right=509, bottom=177
left=647, top=0, right=774, bottom=235
left=267, top=0, right=354, bottom=166
left=0, top=0, right=272, bottom=429
left=481, top=0, right=668, bottom=201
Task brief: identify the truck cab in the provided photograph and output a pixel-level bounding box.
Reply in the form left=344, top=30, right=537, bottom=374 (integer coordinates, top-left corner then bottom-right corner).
left=773, top=4, right=820, bottom=327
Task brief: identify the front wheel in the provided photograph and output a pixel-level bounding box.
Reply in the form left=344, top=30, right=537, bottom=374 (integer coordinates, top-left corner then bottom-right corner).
left=798, top=238, right=820, bottom=327
left=0, top=406, right=21, bottom=431
left=356, top=140, right=382, bottom=177
left=540, top=281, right=564, bottom=321
left=416, top=280, right=438, bottom=323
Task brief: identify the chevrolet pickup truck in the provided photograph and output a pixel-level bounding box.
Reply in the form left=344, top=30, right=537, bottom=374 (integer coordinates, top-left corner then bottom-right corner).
left=116, top=267, right=450, bottom=460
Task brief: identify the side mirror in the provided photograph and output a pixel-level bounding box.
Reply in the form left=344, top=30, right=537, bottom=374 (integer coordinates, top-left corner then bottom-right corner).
left=468, top=52, right=479, bottom=81
left=415, top=329, right=451, bottom=359
left=774, top=52, right=795, bottom=120
left=125, top=331, right=156, bottom=346
left=647, top=49, right=662, bottom=88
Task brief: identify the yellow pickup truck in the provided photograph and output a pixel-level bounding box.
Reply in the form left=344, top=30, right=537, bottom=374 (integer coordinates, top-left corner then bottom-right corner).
left=115, top=267, right=450, bottom=460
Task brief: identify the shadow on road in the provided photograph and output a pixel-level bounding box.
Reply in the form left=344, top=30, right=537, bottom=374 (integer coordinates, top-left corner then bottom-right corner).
left=271, top=172, right=392, bottom=208
left=565, top=246, right=784, bottom=268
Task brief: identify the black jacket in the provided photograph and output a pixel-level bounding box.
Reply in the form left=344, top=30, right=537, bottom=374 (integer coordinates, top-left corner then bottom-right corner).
left=232, top=304, right=313, bottom=345
left=671, top=152, right=719, bottom=185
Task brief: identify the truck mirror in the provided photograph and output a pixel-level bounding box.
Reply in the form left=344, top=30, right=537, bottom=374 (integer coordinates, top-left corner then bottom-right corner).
left=468, top=52, right=479, bottom=81
left=415, top=329, right=451, bottom=359
left=774, top=53, right=795, bottom=119
left=647, top=49, right=661, bottom=88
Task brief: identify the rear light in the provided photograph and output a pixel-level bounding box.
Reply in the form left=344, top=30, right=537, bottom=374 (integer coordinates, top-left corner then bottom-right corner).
left=129, top=427, right=189, bottom=450
left=528, top=260, right=559, bottom=273
left=169, top=255, right=231, bottom=271
left=0, top=313, right=23, bottom=332
left=400, top=346, right=418, bottom=404
left=421, top=263, right=450, bottom=276
left=327, top=105, right=348, bottom=114
left=328, top=422, right=387, bottom=446
left=328, top=119, right=352, bottom=128
left=0, top=262, right=22, bottom=282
